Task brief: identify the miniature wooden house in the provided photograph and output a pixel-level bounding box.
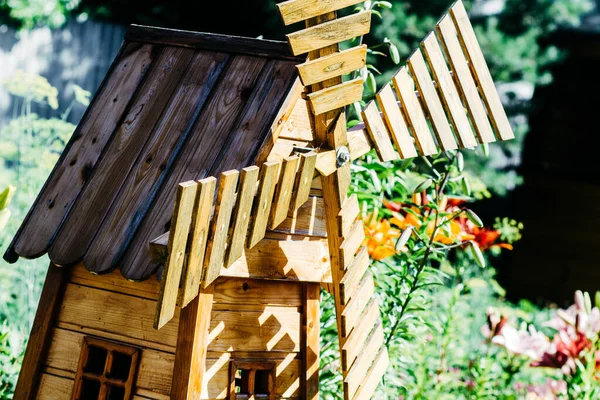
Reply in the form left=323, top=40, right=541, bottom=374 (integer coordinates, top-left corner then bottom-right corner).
left=6, top=1, right=516, bottom=399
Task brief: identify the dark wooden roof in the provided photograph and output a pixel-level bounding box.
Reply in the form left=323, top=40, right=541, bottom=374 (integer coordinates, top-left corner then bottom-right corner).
left=4, top=25, right=301, bottom=280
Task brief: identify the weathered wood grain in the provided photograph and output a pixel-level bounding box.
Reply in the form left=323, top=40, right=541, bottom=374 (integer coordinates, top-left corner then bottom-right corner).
left=118, top=55, right=267, bottom=280
left=213, top=278, right=303, bottom=306
left=376, top=84, right=418, bottom=159
left=13, top=265, right=67, bottom=400
left=340, top=272, right=375, bottom=337
left=155, top=181, right=197, bottom=329
left=362, top=101, right=398, bottom=162
left=347, top=127, right=373, bottom=161
left=278, top=98, right=313, bottom=142
left=36, top=374, right=73, bottom=400
left=84, top=52, right=229, bottom=274
left=274, top=195, right=327, bottom=238
left=307, top=78, right=364, bottom=115
left=9, top=43, right=155, bottom=260
left=226, top=167, right=259, bottom=268
left=450, top=0, right=514, bottom=141
left=290, top=152, right=318, bottom=214
left=203, top=170, right=240, bottom=288
left=338, top=194, right=359, bottom=238
left=248, top=162, right=280, bottom=248
left=393, top=67, right=438, bottom=156
left=342, top=300, right=379, bottom=369
left=421, top=32, right=478, bottom=148
left=277, top=0, right=363, bottom=25
left=344, top=324, right=384, bottom=399
left=407, top=49, right=458, bottom=151
left=49, top=47, right=195, bottom=267
left=352, top=347, right=389, bottom=400
left=339, top=246, right=369, bottom=305
left=339, top=220, right=366, bottom=269
left=304, top=283, right=320, bottom=400
left=436, top=15, right=496, bottom=144
left=297, top=45, right=367, bottom=86
left=271, top=156, right=300, bottom=229
left=287, top=11, right=371, bottom=56
left=181, top=177, right=217, bottom=307
left=315, top=150, right=337, bottom=177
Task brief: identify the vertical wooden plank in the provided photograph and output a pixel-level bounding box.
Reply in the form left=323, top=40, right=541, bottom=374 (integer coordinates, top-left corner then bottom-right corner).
left=407, top=49, right=458, bottom=151
left=376, top=84, right=418, bottom=159
left=180, top=177, right=217, bottom=308
left=171, top=285, right=215, bottom=400
left=303, top=283, right=320, bottom=400
left=155, top=181, right=197, bottom=329
left=226, top=166, right=260, bottom=268
left=13, top=264, right=67, bottom=400
left=392, top=67, right=438, bottom=156
left=270, top=156, right=300, bottom=229
left=421, top=33, right=478, bottom=148
left=361, top=101, right=398, bottom=162
left=436, top=15, right=496, bottom=144
left=290, top=152, right=318, bottom=214
left=450, top=0, right=514, bottom=141
left=203, top=171, right=240, bottom=288
left=248, top=162, right=280, bottom=248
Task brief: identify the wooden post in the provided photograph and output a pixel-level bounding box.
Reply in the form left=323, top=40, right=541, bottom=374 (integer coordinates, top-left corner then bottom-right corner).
left=13, top=264, right=68, bottom=400
left=302, top=282, right=320, bottom=400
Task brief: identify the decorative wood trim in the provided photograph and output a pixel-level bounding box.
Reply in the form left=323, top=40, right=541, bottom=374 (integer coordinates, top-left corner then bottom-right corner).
left=13, top=264, right=68, bottom=400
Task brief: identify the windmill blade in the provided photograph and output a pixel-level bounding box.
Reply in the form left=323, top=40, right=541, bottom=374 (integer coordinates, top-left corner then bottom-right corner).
left=360, top=0, right=515, bottom=162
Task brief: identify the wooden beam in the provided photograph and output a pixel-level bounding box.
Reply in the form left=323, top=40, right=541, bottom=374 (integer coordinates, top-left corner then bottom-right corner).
left=287, top=11, right=372, bottom=55
left=450, top=0, right=514, bottom=141
left=13, top=264, right=67, bottom=400
left=171, top=284, right=215, bottom=399
left=307, top=78, right=364, bottom=115
left=407, top=49, right=458, bottom=151
left=437, top=15, right=496, bottom=144
left=278, top=0, right=363, bottom=25
left=421, top=32, right=478, bottom=148
left=180, top=177, right=217, bottom=308
left=303, top=283, right=320, bottom=400
left=155, top=181, right=198, bottom=329
left=376, top=84, right=418, bottom=159
left=297, top=45, right=367, bottom=86
left=362, top=101, right=398, bottom=162
left=203, top=170, right=239, bottom=288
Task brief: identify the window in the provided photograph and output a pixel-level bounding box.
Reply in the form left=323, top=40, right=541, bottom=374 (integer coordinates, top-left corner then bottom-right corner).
left=229, top=361, right=276, bottom=400
left=71, top=337, right=140, bottom=400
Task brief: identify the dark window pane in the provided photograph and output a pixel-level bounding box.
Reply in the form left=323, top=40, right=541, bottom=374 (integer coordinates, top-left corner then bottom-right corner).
left=254, top=370, right=271, bottom=395
left=235, top=369, right=250, bottom=394
left=80, top=378, right=101, bottom=399
left=84, top=346, right=107, bottom=375
left=107, top=385, right=125, bottom=400
left=108, top=352, right=132, bottom=380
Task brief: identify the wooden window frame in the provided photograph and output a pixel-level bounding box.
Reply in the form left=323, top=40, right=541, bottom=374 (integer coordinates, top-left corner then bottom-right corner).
left=228, top=360, right=276, bottom=400
left=71, top=336, right=140, bottom=400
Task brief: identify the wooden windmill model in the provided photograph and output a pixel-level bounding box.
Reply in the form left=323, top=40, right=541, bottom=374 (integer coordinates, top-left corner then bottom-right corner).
left=7, top=1, right=513, bottom=399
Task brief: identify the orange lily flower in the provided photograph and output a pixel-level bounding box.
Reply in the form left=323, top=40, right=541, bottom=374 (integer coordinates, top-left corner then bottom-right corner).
left=362, top=212, right=403, bottom=260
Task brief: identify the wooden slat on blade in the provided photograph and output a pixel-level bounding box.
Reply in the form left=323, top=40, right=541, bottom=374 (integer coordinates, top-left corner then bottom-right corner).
left=344, top=324, right=385, bottom=399
left=352, top=347, right=389, bottom=400
left=48, top=47, right=195, bottom=266
left=10, top=43, right=155, bottom=260
left=339, top=220, right=366, bottom=269
left=277, top=0, right=363, bottom=25
left=376, top=84, right=418, bottom=159
left=155, top=181, right=197, bottom=329
left=270, top=156, right=300, bottom=229
left=248, top=162, right=280, bottom=248
left=337, top=194, right=359, bottom=238
left=362, top=101, right=398, bottom=162
left=180, top=177, right=217, bottom=307
left=348, top=127, right=372, bottom=161
left=297, top=45, right=367, bottom=86
left=287, top=11, right=371, bottom=55
left=342, top=300, right=380, bottom=368
left=392, top=67, right=438, bottom=156
left=341, top=272, right=375, bottom=337
left=450, top=0, right=514, bottom=141
left=339, top=246, right=369, bottom=305
left=436, top=15, right=496, bottom=144
left=421, top=33, right=477, bottom=148
left=308, top=78, right=364, bottom=115
left=315, top=150, right=337, bottom=177
left=226, top=166, right=260, bottom=268
left=290, top=152, right=318, bottom=213
left=203, top=170, right=240, bottom=288
left=408, top=49, right=458, bottom=151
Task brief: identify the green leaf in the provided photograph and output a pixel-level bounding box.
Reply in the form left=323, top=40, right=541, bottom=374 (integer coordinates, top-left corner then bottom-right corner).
left=73, top=84, right=91, bottom=107
left=0, top=209, right=11, bottom=231
left=469, top=241, right=486, bottom=268
left=461, top=176, right=471, bottom=196
left=389, top=43, right=400, bottom=64
left=0, top=185, right=16, bottom=210
left=366, top=71, right=377, bottom=93
left=395, top=226, right=412, bottom=251
left=413, top=178, right=432, bottom=194
left=465, top=209, right=484, bottom=227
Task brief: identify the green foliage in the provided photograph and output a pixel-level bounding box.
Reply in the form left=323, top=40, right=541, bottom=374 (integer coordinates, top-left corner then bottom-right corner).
left=0, top=0, right=80, bottom=29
